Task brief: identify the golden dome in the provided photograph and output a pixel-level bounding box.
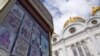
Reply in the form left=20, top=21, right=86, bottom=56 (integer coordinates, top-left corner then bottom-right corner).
left=92, top=6, right=100, bottom=16
left=63, top=16, right=85, bottom=28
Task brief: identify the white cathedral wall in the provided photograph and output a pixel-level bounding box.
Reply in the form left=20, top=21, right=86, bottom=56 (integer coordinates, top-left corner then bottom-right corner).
left=87, top=16, right=100, bottom=27
left=52, top=16, right=100, bottom=56
left=52, top=44, right=63, bottom=52
left=83, top=27, right=100, bottom=56
left=95, top=35, right=100, bottom=55
left=64, top=29, right=100, bottom=56
left=52, top=28, right=100, bottom=56
left=66, top=46, right=74, bottom=56
left=62, top=23, right=86, bottom=38
left=52, top=40, right=65, bottom=56
left=64, top=31, right=89, bottom=56
left=52, top=29, right=91, bottom=56
left=64, top=31, right=89, bottom=46
left=90, top=25, right=100, bottom=55
left=86, top=39, right=99, bottom=56
left=54, top=30, right=89, bottom=56
left=88, top=18, right=100, bottom=55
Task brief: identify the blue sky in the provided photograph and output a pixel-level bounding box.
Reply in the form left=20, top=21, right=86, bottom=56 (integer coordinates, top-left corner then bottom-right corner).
left=41, top=0, right=100, bottom=34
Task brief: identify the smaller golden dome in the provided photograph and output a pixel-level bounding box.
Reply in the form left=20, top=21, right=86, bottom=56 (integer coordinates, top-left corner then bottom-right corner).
left=92, top=6, right=100, bottom=16
left=63, top=16, right=85, bottom=28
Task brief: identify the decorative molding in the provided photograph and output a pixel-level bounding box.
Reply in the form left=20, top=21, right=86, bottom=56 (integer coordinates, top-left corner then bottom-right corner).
left=95, top=33, right=100, bottom=36
left=28, top=0, right=53, bottom=29
left=53, top=17, right=100, bottom=46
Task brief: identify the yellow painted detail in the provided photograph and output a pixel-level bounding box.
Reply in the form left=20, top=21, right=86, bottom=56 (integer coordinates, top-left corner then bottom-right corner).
left=92, top=6, right=100, bottom=16
left=63, top=16, right=85, bottom=28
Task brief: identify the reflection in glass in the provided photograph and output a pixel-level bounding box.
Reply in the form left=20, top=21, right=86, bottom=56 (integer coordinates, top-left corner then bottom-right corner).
left=41, top=34, right=49, bottom=56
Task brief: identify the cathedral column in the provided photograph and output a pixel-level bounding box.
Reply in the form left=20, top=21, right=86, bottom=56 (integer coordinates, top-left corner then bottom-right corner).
left=62, top=41, right=74, bottom=56
left=71, top=44, right=80, bottom=56
left=80, top=44, right=86, bottom=56
left=81, top=40, right=91, bottom=56
left=76, top=42, right=85, bottom=56
left=67, top=46, right=74, bottom=56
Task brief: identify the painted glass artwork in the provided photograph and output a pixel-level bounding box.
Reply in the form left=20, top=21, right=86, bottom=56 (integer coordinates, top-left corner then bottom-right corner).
left=19, top=15, right=33, bottom=42
left=23, top=15, right=33, bottom=29
left=41, top=34, right=49, bottom=56
left=29, top=47, right=40, bottom=56
left=71, top=46, right=78, bottom=56
left=0, top=27, right=14, bottom=52
left=11, top=4, right=24, bottom=21
left=31, top=25, right=40, bottom=48
left=3, top=11, right=20, bottom=33
left=77, top=44, right=84, bottom=56
left=12, top=37, right=29, bottom=56
left=82, top=42, right=91, bottom=56
left=3, top=4, right=25, bottom=33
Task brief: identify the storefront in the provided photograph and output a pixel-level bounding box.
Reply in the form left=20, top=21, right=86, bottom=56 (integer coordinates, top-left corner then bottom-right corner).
left=0, top=0, right=54, bottom=56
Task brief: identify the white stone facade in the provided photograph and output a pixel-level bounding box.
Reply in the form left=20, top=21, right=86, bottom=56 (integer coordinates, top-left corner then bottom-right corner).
left=51, top=9, right=100, bottom=56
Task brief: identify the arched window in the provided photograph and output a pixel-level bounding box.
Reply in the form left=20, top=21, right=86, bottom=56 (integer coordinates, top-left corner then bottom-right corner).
left=69, top=27, right=76, bottom=33
left=91, top=20, right=98, bottom=24
left=53, top=38, right=57, bottom=42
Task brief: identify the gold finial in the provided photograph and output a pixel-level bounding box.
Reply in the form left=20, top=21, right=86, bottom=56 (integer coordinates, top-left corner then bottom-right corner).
left=92, top=6, right=100, bottom=16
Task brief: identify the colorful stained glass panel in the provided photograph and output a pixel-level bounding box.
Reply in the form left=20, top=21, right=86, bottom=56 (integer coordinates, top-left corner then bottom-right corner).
left=12, top=37, right=29, bottom=56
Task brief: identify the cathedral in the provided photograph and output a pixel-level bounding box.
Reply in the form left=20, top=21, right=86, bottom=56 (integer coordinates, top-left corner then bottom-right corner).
left=51, top=6, right=100, bottom=56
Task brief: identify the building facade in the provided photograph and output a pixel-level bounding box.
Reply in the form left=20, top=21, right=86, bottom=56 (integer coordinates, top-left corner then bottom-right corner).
left=0, top=0, right=54, bottom=56
left=51, top=6, right=100, bottom=56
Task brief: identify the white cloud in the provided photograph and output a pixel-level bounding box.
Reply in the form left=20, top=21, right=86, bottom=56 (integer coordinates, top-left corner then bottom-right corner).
left=42, top=0, right=100, bottom=34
